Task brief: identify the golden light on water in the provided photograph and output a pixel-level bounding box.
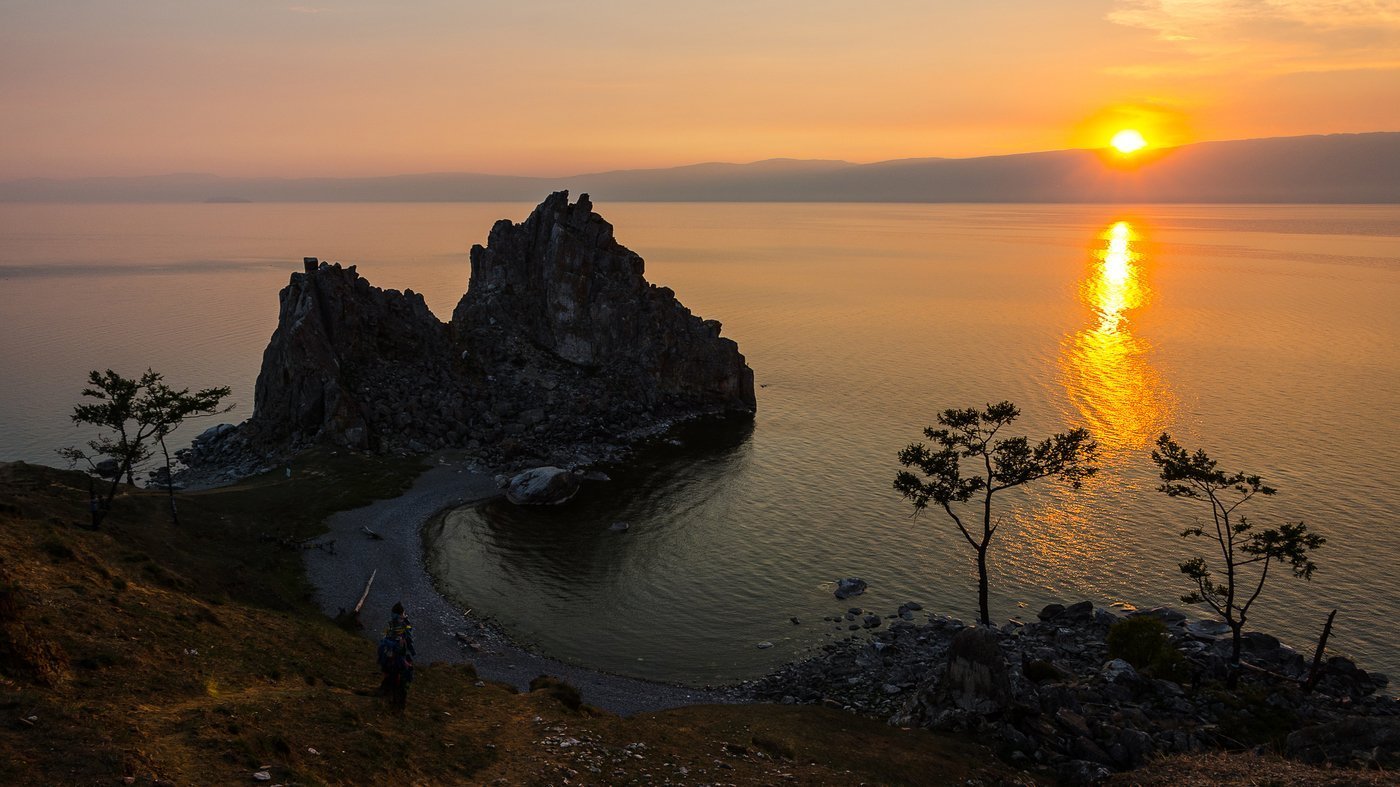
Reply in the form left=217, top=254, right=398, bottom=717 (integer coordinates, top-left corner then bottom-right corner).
left=1060, top=219, right=1175, bottom=452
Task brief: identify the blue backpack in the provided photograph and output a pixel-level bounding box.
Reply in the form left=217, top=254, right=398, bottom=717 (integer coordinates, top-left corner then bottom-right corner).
left=377, top=634, right=408, bottom=672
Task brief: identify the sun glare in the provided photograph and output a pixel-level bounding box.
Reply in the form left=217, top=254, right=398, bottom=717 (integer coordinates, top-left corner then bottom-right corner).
left=1111, top=129, right=1147, bottom=154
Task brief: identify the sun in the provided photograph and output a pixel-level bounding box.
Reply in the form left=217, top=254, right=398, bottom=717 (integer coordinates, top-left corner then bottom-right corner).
left=1111, top=129, right=1148, bottom=154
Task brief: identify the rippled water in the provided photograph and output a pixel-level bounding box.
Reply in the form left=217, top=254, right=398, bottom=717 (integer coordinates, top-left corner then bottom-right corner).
left=2, top=202, right=1397, bottom=685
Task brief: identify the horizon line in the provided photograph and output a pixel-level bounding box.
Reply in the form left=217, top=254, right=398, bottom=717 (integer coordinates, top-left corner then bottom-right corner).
left=4, top=130, right=1396, bottom=184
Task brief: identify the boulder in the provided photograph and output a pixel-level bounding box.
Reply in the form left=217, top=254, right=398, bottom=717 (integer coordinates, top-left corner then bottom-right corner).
left=834, top=578, right=867, bottom=600
left=505, top=467, right=581, bottom=505
left=940, top=627, right=1013, bottom=715
left=1100, top=658, right=1140, bottom=684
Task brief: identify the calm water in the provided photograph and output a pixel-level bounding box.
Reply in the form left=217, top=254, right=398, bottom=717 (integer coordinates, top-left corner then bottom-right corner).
left=2, top=202, right=1397, bottom=685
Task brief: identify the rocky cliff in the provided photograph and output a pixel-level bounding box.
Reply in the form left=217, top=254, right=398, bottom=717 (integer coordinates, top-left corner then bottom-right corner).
left=217, top=192, right=753, bottom=470
left=248, top=261, right=466, bottom=453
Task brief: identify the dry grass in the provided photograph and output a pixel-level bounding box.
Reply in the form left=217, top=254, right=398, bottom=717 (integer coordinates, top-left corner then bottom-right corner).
left=1112, top=750, right=1395, bottom=786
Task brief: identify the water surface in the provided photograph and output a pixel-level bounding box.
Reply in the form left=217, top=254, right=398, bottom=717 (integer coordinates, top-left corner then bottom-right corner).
left=2, top=202, right=1396, bottom=684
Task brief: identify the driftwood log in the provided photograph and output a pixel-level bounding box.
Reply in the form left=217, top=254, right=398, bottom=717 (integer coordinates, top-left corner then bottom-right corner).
left=334, top=569, right=376, bottom=630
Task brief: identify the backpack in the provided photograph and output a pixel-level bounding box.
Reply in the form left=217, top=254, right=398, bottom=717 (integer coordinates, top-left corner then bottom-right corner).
left=377, top=634, right=408, bottom=672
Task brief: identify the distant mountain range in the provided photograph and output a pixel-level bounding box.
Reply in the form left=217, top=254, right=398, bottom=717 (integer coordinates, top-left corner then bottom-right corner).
left=3, top=132, right=1397, bottom=203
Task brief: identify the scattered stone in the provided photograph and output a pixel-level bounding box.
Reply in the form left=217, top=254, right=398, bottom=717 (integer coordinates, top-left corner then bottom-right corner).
left=740, top=599, right=1400, bottom=779
left=608, top=521, right=630, bottom=532
left=756, top=641, right=773, bottom=650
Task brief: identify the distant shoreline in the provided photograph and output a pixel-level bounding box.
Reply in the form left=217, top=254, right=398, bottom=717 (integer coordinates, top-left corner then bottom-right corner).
left=3, top=132, right=1397, bottom=204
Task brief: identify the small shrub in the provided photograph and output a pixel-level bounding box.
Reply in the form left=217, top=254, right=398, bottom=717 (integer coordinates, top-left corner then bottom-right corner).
left=529, top=675, right=582, bottom=711
left=1108, top=615, right=1187, bottom=679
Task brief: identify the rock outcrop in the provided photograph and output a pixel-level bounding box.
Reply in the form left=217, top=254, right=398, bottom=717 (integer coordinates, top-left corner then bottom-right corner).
left=249, top=262, right=462, bottom=452
left=188, top=192, right=754, bottom=475
left=451, top=192, right=755, bottom=418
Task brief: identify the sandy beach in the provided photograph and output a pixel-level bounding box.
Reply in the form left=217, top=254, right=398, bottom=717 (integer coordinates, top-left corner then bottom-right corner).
left=303, top=456, right=729, bottom=715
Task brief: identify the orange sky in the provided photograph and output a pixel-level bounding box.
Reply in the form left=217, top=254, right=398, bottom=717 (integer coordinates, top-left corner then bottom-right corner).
left=1, top=1, right=1396, bottom=178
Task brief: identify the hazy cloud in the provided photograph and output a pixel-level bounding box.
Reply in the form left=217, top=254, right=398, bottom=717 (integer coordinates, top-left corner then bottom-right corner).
left=1108, top=0, right=1400, bottom=74
left=287, top=6, right=328, bottom=13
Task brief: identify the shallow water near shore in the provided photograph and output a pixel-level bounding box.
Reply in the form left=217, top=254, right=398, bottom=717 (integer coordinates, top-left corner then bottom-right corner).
left=2, top=201, right=1398, bottom=685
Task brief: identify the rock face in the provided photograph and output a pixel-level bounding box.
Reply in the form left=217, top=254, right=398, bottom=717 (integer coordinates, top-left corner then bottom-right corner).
left=250, top=262, right=460, bottom=451
left=209, top=193, right=754, bottom=468
left=451, top=192, right=755, bottom=417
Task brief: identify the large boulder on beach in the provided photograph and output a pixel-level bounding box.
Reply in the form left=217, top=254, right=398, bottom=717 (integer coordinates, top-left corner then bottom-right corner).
left=506, top=467, right=581, bottom=505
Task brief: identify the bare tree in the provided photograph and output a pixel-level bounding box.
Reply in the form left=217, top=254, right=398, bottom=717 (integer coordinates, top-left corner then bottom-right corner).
left=895, top=402, right=1098, bottom=625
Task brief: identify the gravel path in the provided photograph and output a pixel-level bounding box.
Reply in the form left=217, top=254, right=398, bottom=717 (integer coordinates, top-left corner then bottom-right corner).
left=304, top=456, right=729, bottom=715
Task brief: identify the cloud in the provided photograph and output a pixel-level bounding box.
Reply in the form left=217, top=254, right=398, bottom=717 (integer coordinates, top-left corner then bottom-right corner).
left=287, top=5, right=328, bottom=13
left=1107, top=0, right=1400, bottom=75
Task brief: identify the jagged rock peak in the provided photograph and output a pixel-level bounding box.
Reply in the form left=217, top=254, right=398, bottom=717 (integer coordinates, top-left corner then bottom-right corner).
left=249, top=260, right=461, bottom=452
left=220, top=195, right=754, bottom=472
left=453, top=191, right=755, bottom=412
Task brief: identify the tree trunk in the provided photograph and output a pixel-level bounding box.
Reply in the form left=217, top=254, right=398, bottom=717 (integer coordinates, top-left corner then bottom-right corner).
left=1227, top=621, right=1244, bottom=688
left=1303, top=609, right=1338, bottom=694
left=976, top=546, right=991, bottom=625
left=159, top=437, right=179, bottom=526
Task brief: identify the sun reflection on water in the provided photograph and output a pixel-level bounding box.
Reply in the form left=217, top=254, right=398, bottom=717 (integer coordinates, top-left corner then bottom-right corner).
left=1061, top=220, right=1175, bottom=453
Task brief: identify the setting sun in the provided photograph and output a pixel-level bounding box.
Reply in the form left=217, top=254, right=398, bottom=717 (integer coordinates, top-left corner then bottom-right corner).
left=1111, top=129, right=1148, bottom=154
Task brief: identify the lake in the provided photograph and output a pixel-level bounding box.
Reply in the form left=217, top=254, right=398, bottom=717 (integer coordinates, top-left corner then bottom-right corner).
left=1, top=201, right=1396, bottom=685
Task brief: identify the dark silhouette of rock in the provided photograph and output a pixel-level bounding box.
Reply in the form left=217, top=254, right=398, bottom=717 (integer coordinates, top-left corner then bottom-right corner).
left=452, top=191, right=755, bottom=417
left=207, top=192, right=754, bottom=470
left=249, top=261, right=459, bottom=452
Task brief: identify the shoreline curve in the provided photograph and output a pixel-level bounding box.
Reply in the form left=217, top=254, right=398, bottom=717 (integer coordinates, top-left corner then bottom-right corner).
left=302, top=455, right=731, bottom=715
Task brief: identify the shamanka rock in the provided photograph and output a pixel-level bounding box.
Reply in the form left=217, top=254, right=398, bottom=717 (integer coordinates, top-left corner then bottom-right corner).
left=197, top=192, right=755, bottom=472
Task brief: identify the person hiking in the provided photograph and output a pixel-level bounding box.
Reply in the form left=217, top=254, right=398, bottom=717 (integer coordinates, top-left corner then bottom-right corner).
left=377, top=601, right=416, bottom=709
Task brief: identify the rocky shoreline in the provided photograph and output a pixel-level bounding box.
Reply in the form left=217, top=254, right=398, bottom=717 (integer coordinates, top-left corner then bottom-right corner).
left=735, top=599, right=1398, bottom=782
